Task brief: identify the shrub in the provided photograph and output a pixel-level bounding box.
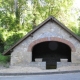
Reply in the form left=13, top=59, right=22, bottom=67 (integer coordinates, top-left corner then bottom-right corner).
left=0, top=53, right=10, bottom=63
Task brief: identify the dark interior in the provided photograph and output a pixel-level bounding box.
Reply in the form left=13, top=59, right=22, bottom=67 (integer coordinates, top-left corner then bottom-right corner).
left=32, top=41, right=71, bottom=69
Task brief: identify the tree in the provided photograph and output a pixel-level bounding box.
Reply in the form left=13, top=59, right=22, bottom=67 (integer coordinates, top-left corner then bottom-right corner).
left=26, top=0, right=74, bottom=28
left=0, top=0, right=79, bottom=52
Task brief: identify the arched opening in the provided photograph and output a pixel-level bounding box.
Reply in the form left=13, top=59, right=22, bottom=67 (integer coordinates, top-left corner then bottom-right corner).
left=32, top=41, right=71, bottom=69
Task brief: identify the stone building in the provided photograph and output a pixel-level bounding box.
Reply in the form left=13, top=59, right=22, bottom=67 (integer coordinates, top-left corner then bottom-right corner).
left=3, top=16, right=80, bottom=70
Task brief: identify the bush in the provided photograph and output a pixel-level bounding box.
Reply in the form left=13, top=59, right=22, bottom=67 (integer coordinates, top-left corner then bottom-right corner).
left=0, top=53, right=10, bottom=63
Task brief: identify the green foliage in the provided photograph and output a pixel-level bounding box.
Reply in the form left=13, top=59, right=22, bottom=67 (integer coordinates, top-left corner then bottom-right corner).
left=0, top=53, right=10, bottom=63
left=3, top=30, right=28, bottom=51
left=0, top=28, right=4, bottom=53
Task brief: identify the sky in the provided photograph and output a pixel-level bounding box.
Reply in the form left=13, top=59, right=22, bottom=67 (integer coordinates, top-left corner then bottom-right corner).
left=73, top=0, right=80, bottom=9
